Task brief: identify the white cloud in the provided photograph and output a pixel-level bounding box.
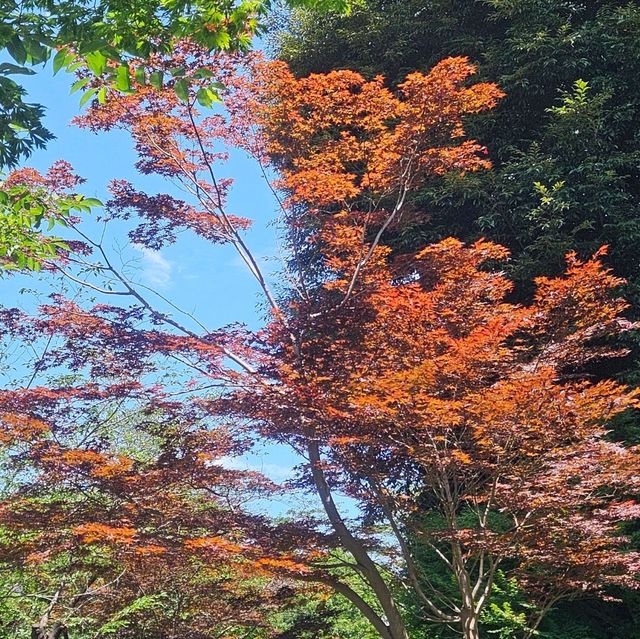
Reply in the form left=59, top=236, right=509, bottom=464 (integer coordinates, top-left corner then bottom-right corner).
left=135, top=246, right=173, bottom=288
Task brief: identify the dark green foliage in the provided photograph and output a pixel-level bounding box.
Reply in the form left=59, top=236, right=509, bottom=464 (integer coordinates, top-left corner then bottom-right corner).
left=0, top=67, right=52, bottom=170
left=273, top=593, right=379, bottom=639
left=540, top=595, right=640, bottom=639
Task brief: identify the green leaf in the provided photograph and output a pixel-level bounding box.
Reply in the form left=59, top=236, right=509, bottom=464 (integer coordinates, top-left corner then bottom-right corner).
left=79, top=87, right=99, bottom=107
left=97, top=86, right=108, bottom=104
left=23, top=39, right=49, bottom=65
left=102, top=46, right=122, bottom=62
left=70, top=77, right=91, bottom=94
left=135, top=41, right=152, bottom=58
left=207, top=30, right=231, bottom=50
left=0, top=63, right=35, bottom=76
left=78, top=39, right=108, bottom=55
left=174, top=78, right=190, bottom=102
left=85, top=50, right=107, bottom=76
left=81, top=198, right=104, bottom=208
left=134, top=66, right=146, bottom=86
left=6, top=36, right=27, bottom=65
left=52, top=48, right=70, bottom=75
left=197, top=87, right=222, bottom=108
left=193, top=67, right=215, bottom=79
left=149, top=71, right=164, bottom=89
left=196, top=87, right=213, bottom=108
left=115, top=65, right=131, bottom=92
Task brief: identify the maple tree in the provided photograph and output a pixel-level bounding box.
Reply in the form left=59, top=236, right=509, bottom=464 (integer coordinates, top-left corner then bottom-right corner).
left=0, top=335, right=333, bottom=638
left=223, top=58, right=640, bottom=638
left=277, top=4, right=640, bottom=636
left=1, top=47, right=639, bottom=639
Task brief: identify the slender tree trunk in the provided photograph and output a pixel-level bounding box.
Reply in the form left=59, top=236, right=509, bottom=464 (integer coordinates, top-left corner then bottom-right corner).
left=450, top=537, right=481, bottom=639
left=307, top=440, right=409, bottom=639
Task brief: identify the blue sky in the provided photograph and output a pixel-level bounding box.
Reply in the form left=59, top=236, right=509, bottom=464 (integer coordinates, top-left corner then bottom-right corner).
left=0, top=57, right=323, bottom=516
left=11, top=60, right=283, bottom=331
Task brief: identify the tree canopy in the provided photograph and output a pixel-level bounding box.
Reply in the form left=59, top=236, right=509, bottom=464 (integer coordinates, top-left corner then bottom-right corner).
left=273, top=1, right=640, bottom=636
left=1, top=46, right=638, bottom=639
left=1, top=3, right=639, bottom=638
left=276, top=0, right=640, bottom=304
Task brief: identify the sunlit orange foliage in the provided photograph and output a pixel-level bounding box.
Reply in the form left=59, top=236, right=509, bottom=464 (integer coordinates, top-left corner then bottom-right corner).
left=73, top=523, right=137, bottom=545
left=241, top=56, right=503, bottom=207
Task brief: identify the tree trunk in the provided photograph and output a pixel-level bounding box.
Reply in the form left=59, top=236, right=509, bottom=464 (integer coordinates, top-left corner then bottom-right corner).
left=307, top=440, right=409, bottom=639
left=460, top=609, right=480, bottom=639
left=450, top=539, right=481, bottom=639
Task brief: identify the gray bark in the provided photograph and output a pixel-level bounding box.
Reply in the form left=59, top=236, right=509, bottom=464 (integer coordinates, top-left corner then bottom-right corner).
left=307, top=440, right=409, bottom=639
